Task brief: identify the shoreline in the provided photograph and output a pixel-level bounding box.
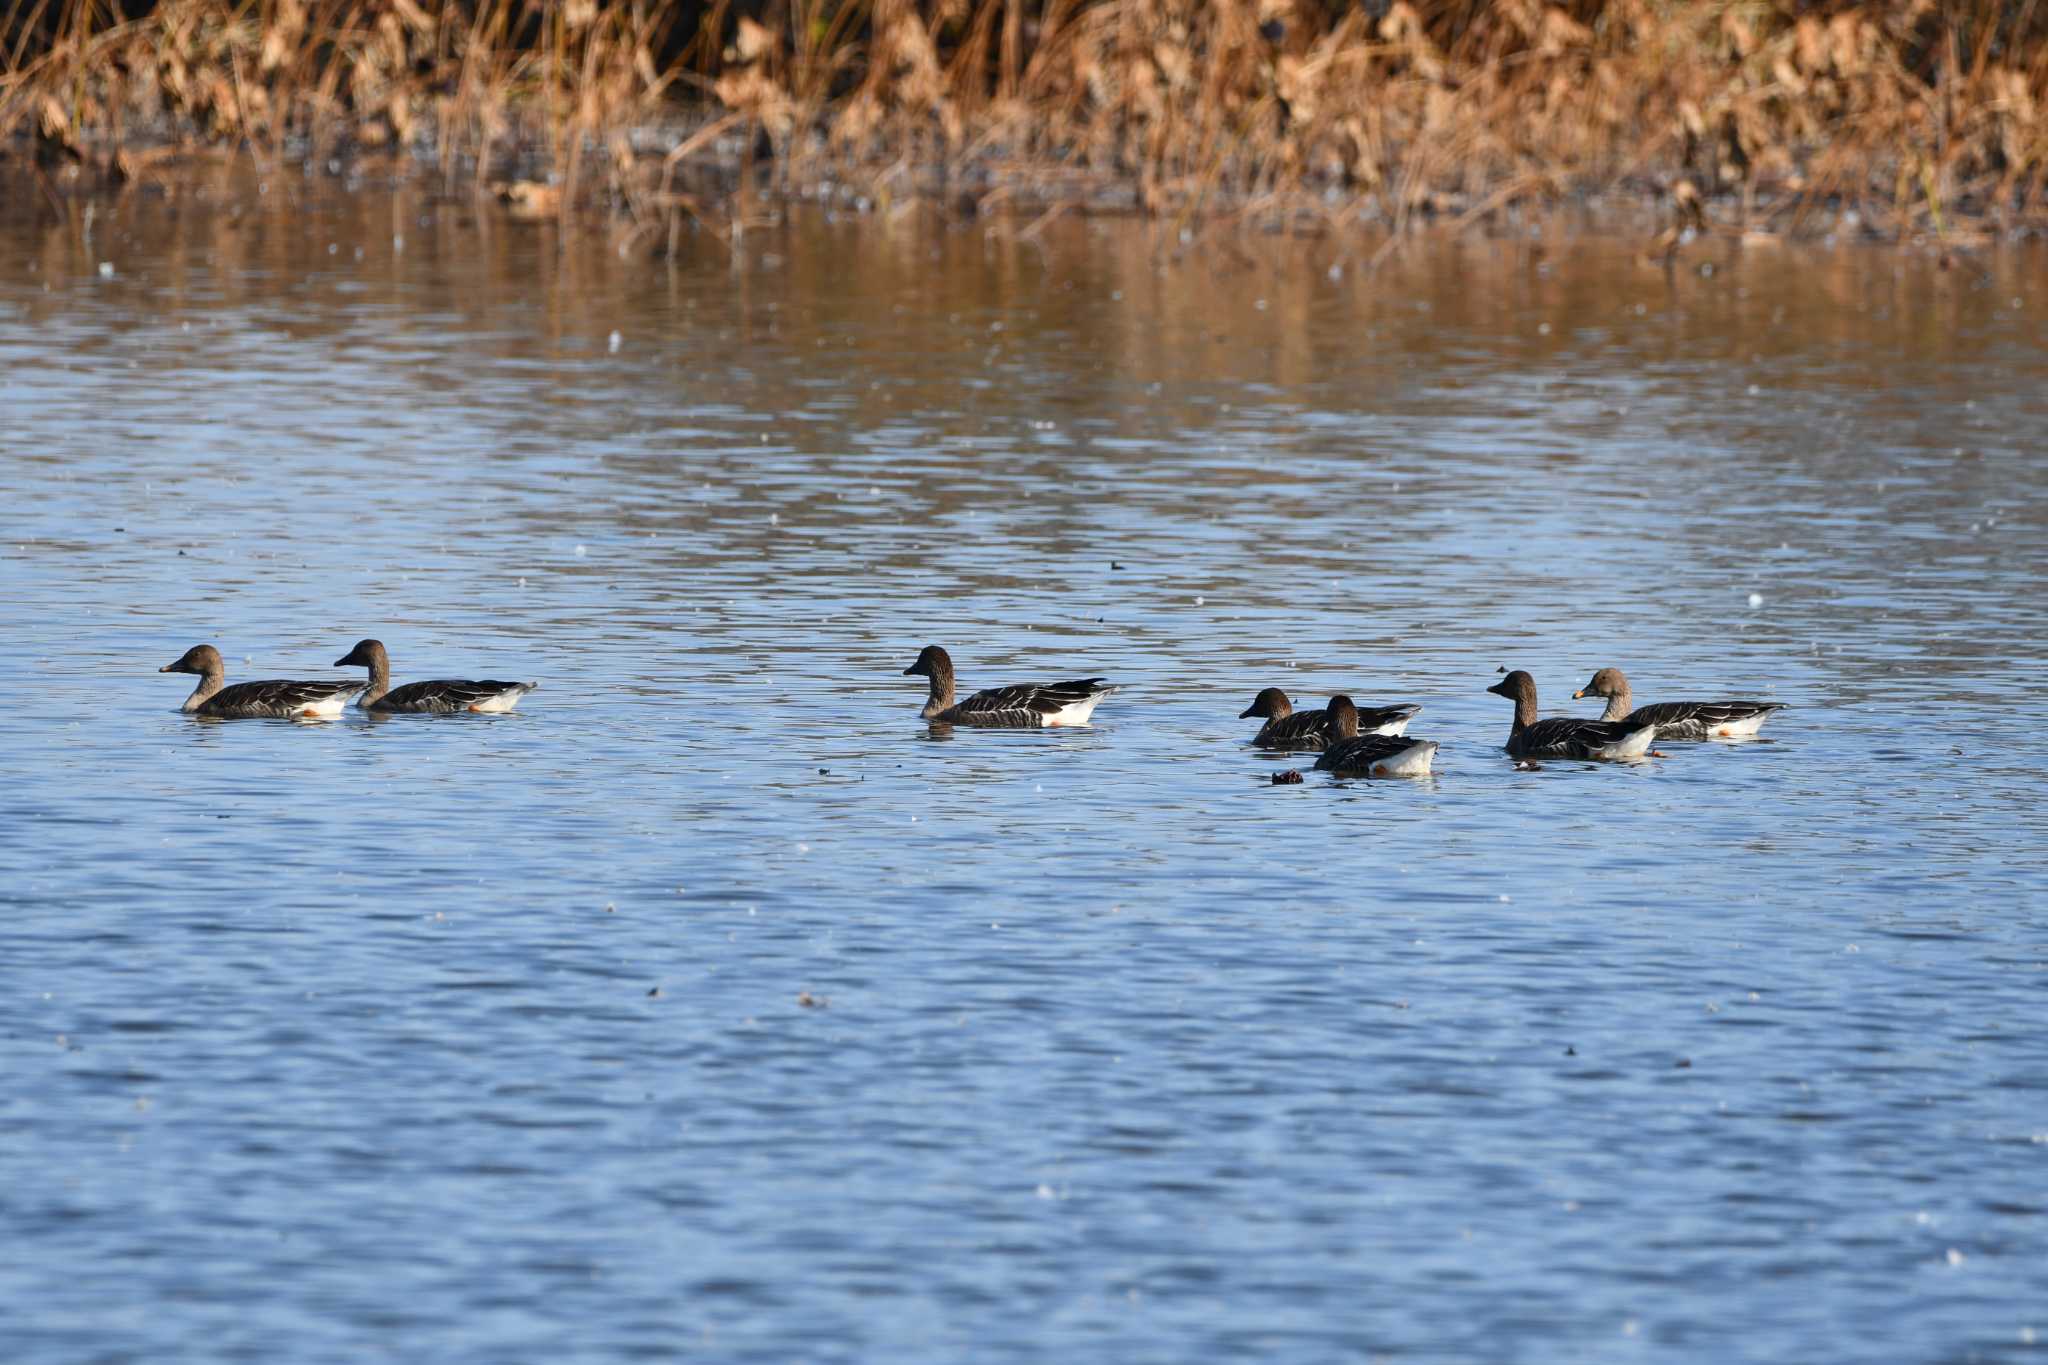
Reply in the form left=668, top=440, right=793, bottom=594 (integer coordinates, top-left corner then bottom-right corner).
left=6, top=1, right=2045, bottom=247
left=4, top=131, right=2020, bottom=268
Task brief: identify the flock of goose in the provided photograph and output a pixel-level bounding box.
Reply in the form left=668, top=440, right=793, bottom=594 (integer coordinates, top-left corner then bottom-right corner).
left=160, top=641, right=534, bottom=717
left=905, top=647, right=1784, bottom=776
left=162, top=640, right=1786, bottom=776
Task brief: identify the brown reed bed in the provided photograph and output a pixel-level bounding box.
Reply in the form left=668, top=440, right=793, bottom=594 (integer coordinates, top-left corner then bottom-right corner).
left=4, top=1, right=2046, bottom=245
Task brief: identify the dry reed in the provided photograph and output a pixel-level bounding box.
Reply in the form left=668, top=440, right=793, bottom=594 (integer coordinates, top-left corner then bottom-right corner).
left=5, top=1, right=2046, bottom=240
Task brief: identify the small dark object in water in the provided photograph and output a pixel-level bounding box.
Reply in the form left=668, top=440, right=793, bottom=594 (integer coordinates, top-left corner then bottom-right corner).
left=818, top=767, right=830, bottom=774
left=1271, top=770, right=1304, bottom=785
left=797, top=991, right=827, bottom=1008
left=1111, top=561, right=1123, bottom=570
left=647, top=986, right=662, bottom=998
left=1565, top=1045, right=1576, bottom=1056
left=1674, top=1058, right=1692, bottom=1069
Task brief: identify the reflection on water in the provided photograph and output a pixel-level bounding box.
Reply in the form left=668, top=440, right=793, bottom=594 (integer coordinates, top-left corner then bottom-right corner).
left=4, top=170, right=2046, bottom=1362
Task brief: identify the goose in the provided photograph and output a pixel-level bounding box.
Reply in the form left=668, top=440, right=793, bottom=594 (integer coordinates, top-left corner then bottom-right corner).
left=902, top=645, right=1115, bottom=727
left=1312, top=696, right=1439, bottom=777
left=1487, top=670, right=1656, bottom=761
left=335, top=639, right=536, bottom=713
left=1239, top=686, right=1421, bottom=748
left=1573, top=667, right=1784, bottom=740
left=159, top=644, right=363, bottom=719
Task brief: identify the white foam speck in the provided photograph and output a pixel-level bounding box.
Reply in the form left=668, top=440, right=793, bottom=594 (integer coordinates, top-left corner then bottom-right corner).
left=608, top=330, right=622, bottom=353
left=574, top=544, right=587, bottom=557
left=98, top=262, right=115, bottom=278
left=1747, top=592, right=1764, bottom=608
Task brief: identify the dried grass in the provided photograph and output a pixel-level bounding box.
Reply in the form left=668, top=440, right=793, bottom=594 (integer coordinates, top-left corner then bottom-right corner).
left=5, top=1, right=2046, bottom=239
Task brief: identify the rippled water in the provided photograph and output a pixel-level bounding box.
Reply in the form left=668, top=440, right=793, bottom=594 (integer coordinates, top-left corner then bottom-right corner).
left=4, top=172, right=2046, bottom=1361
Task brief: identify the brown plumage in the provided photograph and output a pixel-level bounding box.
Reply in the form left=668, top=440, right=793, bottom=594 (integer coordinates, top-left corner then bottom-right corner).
left=159, top=644, right=363, bottom=719
left=334, top=639, right=536, bottom=713
left=1311, top=695, right=1439, bottom=776
left=902, top=644, right=1115, bottom=727
left=1239, top=686, right=1421, bottom=748
left=1572, top=666, right=1784, bottom=740
left=1488, top=670, right=1656, bottom=761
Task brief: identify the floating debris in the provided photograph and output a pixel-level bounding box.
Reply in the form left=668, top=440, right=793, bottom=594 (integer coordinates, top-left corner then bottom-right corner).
left=1270, top=770, right=1304, bottom=785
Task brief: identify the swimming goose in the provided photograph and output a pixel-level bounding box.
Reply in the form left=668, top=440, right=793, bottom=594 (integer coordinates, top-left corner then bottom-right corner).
left=902, top=644, right=1115, bottom=727
left=1487, top=669, right=1657, bottom=761
left=160, top=644, right=364, bottom=719
left=1312, top=696, right=1439, bottom=777
left=1239, top=686, right=1421, bottom=747
left=1573, top=667, right=1784, bottom=740
left=335, top=639, right=536, bottom=713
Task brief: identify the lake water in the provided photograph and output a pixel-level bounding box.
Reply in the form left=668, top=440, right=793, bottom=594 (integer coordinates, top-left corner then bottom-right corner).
left=4, top=170, right=2046, bottom=1362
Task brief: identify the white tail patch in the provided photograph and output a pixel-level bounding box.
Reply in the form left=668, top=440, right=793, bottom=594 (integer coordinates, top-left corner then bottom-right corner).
left=1372, top=740, right=1439, bottom=777
left=1595, top=724, right=1658, bottom=760
left=297, top=695, right=350, bottom=720
left=1042, top=695, right=1108, bottom=727
left=1369, top=718, right=1411, bottom=737
left=468, top=687, right=532, bottom=714
left=1713, top=713, right=1771, bottom=738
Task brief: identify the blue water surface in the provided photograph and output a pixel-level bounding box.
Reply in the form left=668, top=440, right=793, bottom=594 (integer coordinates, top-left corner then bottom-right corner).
left=3, top=180, right=2046, bottom=1362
